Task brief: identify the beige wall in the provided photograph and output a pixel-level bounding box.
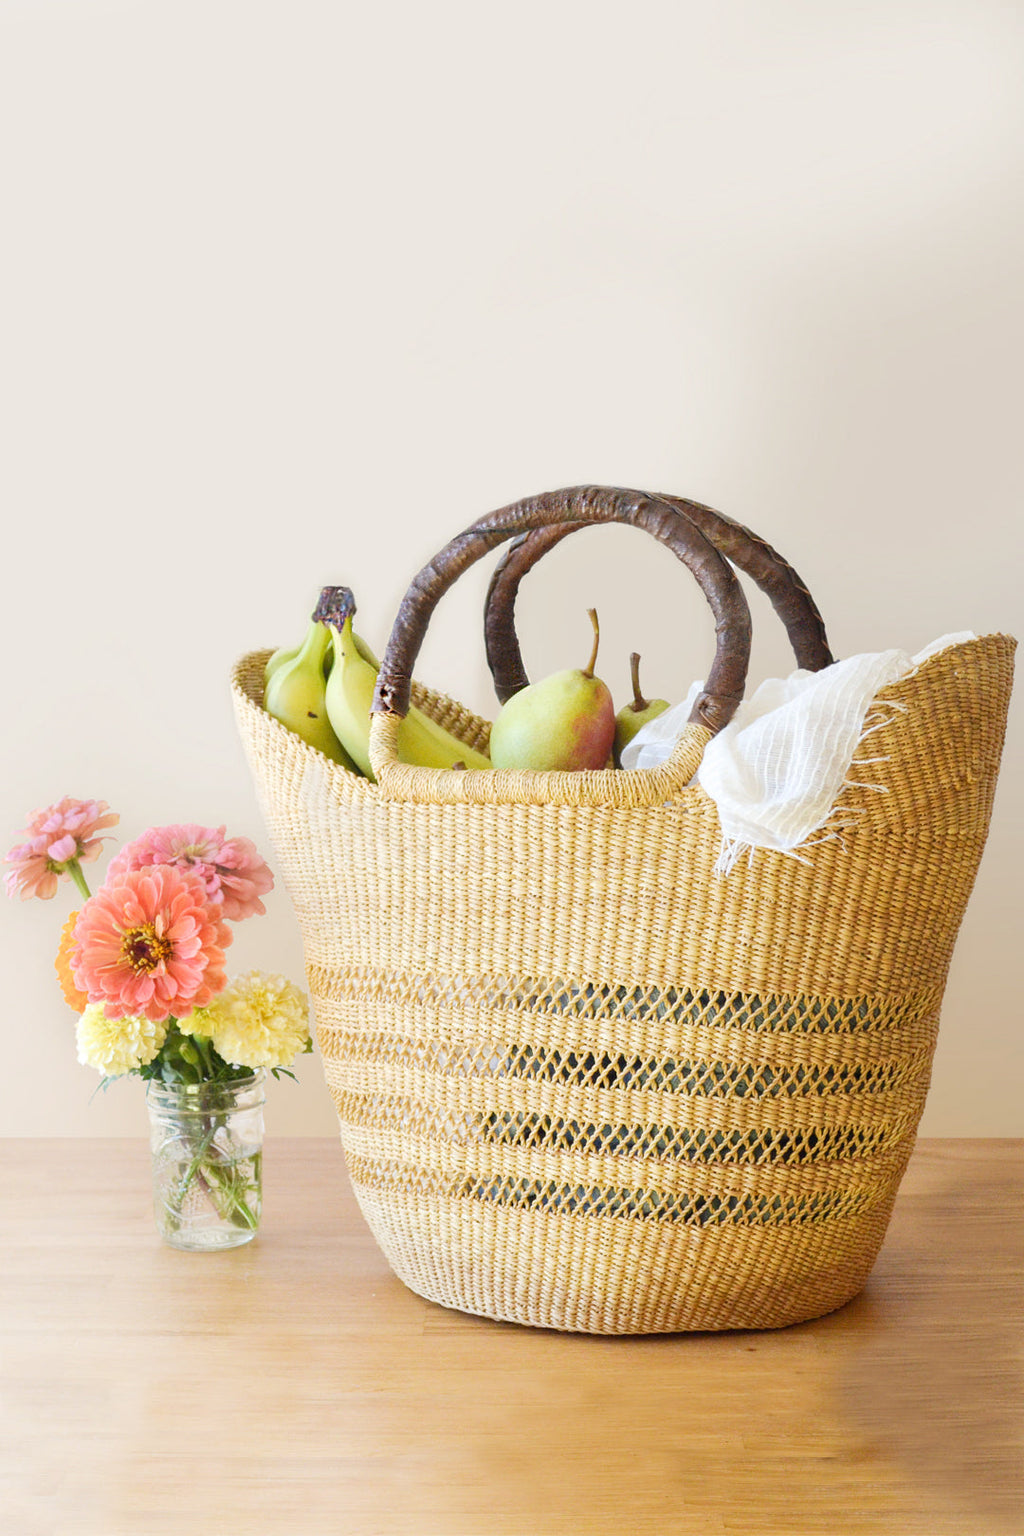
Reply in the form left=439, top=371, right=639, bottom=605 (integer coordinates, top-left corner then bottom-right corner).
left=2, top=1, right=1021, bottom=1136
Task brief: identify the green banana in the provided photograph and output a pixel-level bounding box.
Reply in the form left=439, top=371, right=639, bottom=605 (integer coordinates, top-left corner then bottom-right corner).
left=263, top=618, right=358, bottom=771
left=317, top=586, right=491, bottom=780
left=264, top=639, right=303, bottom=690
left=351, top=631, right=379, bottom=669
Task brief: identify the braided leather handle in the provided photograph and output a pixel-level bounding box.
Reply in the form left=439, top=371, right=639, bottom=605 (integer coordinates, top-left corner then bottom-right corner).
left=485, top=491, right=834, bottom=704
left=373, top=486, right=751, bottom=735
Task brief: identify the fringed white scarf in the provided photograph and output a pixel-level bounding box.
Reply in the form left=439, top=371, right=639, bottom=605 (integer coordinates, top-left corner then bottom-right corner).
left=620, top=633, right=976, bottom=872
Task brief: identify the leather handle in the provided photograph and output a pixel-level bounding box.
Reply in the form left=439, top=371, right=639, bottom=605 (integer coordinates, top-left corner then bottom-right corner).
left=372, top=485, right=752, bottom=736
left=484, top=491, right=834, bottom=704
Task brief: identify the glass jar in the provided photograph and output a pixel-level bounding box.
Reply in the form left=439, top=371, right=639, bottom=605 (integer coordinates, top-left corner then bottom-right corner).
left=146, top=1071, right=265, bottom=1250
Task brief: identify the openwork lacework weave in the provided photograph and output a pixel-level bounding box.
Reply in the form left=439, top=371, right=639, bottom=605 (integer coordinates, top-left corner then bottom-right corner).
left=308, top=968, right=939, bottom=1034
left=233, top=634, right=1015, bottom=1333
left=344, top=1156, right=875, bottom=1225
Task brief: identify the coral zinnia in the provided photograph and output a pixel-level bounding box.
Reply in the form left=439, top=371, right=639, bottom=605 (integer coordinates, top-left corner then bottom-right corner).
left=5, top=796, right=119, bottom=900
left=107, top=824, right=274, bottom=921
left=70, top=866, right=232, bottom=1023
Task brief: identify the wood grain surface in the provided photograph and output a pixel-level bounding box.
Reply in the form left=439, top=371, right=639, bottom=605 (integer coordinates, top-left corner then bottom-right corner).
left=2, top=1138, right=1020, bottom=1536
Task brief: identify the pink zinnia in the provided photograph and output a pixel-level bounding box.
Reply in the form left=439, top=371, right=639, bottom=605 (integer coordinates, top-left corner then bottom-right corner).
left=5, top=797, right=119, bottom=901
left=70, top=865, right=232, bottom=1022
left=107, top=823, right=274, bottom=921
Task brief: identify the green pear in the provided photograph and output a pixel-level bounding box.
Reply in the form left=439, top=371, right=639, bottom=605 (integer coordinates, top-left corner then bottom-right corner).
left=490, top=609, right=616, bottom=772
left=613, top=652, right=669, bottom=766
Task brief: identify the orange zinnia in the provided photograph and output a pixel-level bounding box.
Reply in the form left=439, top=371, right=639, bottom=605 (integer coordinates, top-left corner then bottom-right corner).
left=55, top=910, right=89, bottom=1012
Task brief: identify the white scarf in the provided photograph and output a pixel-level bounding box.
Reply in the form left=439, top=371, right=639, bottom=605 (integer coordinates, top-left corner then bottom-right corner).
left=621, top=633, right=976, bottom=872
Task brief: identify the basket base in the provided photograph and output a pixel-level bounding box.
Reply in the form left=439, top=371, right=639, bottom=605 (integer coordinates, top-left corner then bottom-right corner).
left=350, top=1184, right=898, bottom=1334
left=391, top=1266, right=871, bottom=1336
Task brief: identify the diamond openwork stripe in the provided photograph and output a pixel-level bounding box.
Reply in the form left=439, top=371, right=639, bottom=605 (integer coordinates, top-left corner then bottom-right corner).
left=345, top=1154, right=877, bottom=1227
left=334, top=1089, right=914, bottom=1166
left=309, top=964, right=940, bottom=1037
left=324, top=1031, right=927, bottom=1100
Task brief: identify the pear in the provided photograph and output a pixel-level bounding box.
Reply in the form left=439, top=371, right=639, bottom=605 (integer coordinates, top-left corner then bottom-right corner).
left=490, top=609, right=616, bottom=772
left=613, top=652, right=669, bottom=766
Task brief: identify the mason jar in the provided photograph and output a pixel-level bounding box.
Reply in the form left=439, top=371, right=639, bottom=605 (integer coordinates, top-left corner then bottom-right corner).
left=146, top=1071, right=265, bottom=1251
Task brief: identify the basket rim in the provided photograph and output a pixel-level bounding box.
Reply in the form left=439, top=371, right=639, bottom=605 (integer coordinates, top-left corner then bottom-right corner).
left=232, top=632, right=1015, bottom=813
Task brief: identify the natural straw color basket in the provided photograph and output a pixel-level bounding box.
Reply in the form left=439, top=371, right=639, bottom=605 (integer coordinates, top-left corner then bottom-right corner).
left=233, top=486, right=1015, bottom=1333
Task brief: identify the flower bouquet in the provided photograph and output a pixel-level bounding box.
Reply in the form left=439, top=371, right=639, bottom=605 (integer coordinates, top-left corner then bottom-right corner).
left=7, top=798, right=311, bottom=1250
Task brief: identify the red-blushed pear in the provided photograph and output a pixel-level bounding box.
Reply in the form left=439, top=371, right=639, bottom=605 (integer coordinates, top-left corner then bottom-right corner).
left=613, top=652, right=670, bottom=766
left=489, top=609, right=617, bottom=772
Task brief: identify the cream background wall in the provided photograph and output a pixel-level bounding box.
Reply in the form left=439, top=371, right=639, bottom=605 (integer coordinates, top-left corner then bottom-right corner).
left=1, top=0, right=1021, bottom=1137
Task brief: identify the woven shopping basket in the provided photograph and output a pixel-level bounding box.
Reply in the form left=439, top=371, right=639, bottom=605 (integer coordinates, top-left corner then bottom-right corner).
left=232, top=486, right=1015, bottom=1334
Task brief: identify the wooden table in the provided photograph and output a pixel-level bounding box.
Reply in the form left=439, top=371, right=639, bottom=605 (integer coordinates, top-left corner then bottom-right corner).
left=2, top=1138, right=1020, bottom=1536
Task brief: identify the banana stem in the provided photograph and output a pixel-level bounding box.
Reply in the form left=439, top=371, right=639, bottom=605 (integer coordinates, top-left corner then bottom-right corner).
left=583, top=608, right=601, bottom=680
left=314, top=585, right=357, bottom=631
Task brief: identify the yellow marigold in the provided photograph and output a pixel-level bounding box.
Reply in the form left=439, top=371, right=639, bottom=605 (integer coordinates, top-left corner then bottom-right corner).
left=55, top=909, right=89, bottom=1012
left=184, top=971, right=310, bottom=1070
left=76, top=1003, right=168, bottom=1076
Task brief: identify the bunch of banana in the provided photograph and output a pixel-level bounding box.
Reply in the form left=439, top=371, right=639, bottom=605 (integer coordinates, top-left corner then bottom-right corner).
left=263, top=616, right=357, bottom=769
left=316, top=586, right=491, bottom=779
left=264, top=616, right=379, bottom=690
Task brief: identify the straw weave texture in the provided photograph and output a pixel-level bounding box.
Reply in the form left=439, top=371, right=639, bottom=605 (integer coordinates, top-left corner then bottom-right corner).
left=233, top=634, right=1014, bottom=1333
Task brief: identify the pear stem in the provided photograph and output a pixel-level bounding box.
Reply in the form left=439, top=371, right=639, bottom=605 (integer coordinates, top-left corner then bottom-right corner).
left=629, top=651, right=649, bottom=713
left=583, top=609, right=600, bottom=680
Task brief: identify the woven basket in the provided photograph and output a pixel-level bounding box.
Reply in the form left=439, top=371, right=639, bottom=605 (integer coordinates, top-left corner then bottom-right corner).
left=233, top=487, right=1015, bottom=1333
